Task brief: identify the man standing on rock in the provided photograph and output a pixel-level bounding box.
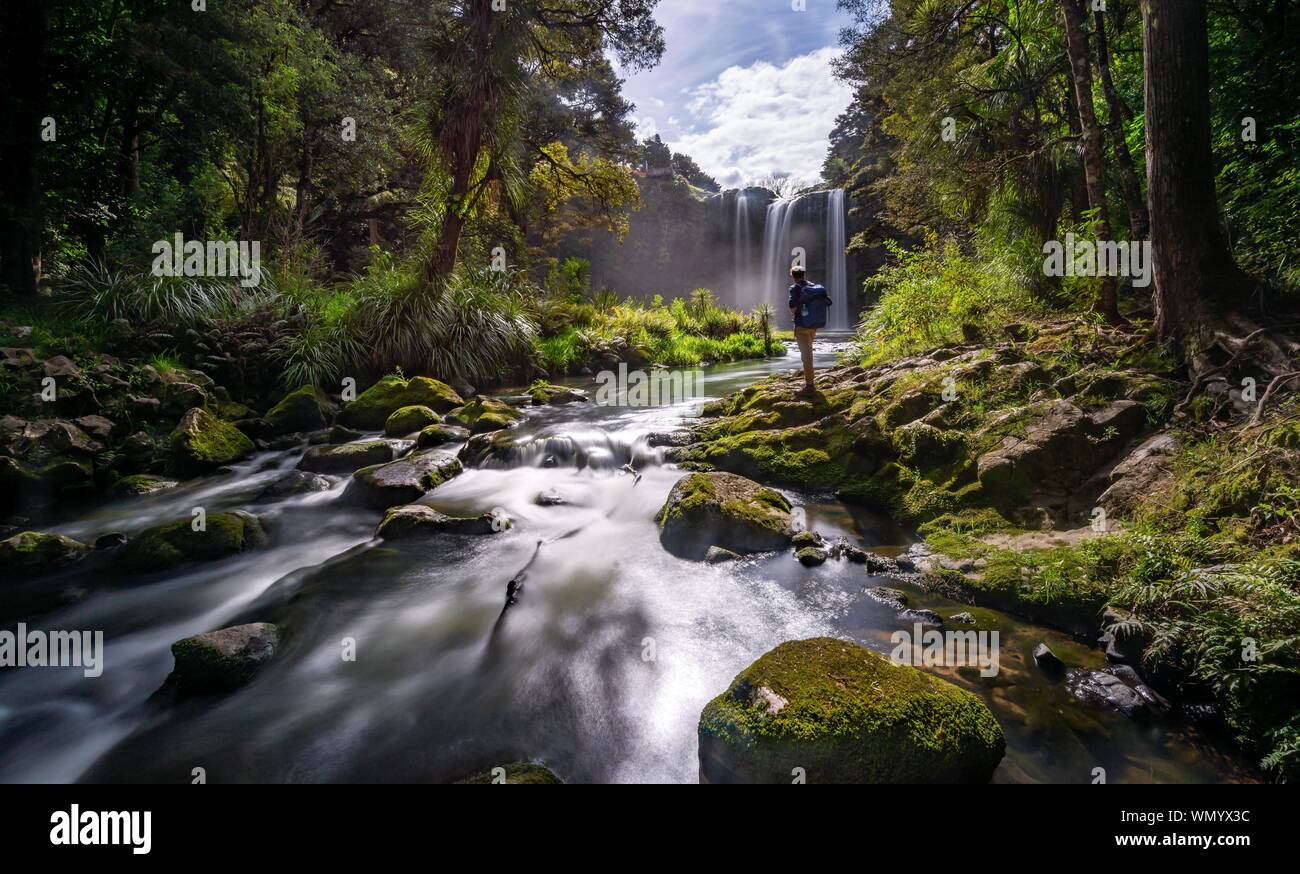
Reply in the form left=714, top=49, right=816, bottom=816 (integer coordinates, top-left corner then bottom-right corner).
left=787, top=266, right=831, bottom=396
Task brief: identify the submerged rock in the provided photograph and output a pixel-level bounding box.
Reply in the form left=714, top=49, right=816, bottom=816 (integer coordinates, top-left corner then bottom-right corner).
left=167, top=622, right=280, bottom=696
left=527, top=383, right=588, bottom=406
left=898, top=608, right=944, bottom=628
left=375, top=504, right=504, bottom=539
left=864, top=586, right=908, bottom=609
left=337, top=375, right=463, bottom=429
left=257, top=470, right=332, bottom=500
left=1032, top=642, right=1066, bottom=676
left=698, top=637, right=1005, bottom=783
left=704, top=546, right=742, bottom=564
left=0, top=531, right=92, bottom=578
left=109, top=474, right=178, bottom=498
left=454, top=762, right=562, bottom=784
left=117, top=511, right=267, bottom=574
left=264, top=385, right=336, bottom=435
left=297, top=440, right=397, bottom=474
left=169, top=407, right=255, bottom=473
left=344, top=452, right=463, bottom=509
left=1066, top=667, right=1168, bottom=719
left=657, top=471, right=794, bottom=560
left=795, top=546, right=828, bottom=566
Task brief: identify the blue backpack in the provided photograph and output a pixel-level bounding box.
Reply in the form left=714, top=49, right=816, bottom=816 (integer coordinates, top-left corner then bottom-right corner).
left=795, top=283, right=831, bottom=328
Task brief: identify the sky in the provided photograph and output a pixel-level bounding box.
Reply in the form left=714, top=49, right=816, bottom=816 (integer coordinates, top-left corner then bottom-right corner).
left=618, top=0, right=856, bottom=190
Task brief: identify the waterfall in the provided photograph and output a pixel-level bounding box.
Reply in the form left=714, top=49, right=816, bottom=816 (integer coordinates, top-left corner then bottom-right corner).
left=756, top=189, right=849, bottom=330
left=824, top=189, right=848, bottom=330
left=734, top=192, right=753, bottom=311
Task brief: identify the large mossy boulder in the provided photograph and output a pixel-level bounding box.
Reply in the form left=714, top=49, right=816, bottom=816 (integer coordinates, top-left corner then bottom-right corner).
left=416, top=423, right=471, bottom=448
left=657, top=472, right=794, bottom=559
left=384, top=404, right=440, bottom=436
left=445, top=396, right=523, bottom=435
left=454, top=762, right=562, bottom=784
left=344, top=452, right=463, bottom=509
left=337, top=375, right=463, bottom=430
left=169, top=407, right=255, bottom=474
left=297, top=440, right=397, bottom=474
left=698, top=637, right=1006, bottom=784
left=168, top=622, right=280, bottom=696
left=117, top=511, right=267, bottom=574
left=264, top=385, right=337, bottom=435
left=0, top=531, right=92, bottom=579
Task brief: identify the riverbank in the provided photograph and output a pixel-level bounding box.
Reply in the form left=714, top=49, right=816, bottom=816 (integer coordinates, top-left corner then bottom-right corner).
left=667, top=317, right=1300, bottom=779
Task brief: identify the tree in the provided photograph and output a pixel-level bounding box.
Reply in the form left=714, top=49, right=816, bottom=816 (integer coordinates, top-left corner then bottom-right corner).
left=1060, top=0, right=1121, bottom=323
left=0, top=0, right=48, bottom=296
left=670, top=151, right=719, bottom=191
left=1093, top=2, right=1148, bottom=240
left=420, top=0, right=664, bottom=287
left=1141, top=0, right=1251, bottom=341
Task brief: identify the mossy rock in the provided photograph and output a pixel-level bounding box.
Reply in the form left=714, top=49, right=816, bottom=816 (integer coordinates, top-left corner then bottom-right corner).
left=117, top=510, right=267, bottom=574
left=0, top=531, right=92, bottom=579
left=344, top=452, right=464, bottom=509
left=698, top=637, right=1005, bottom=783
left=264, top=385, right=337, bottom=435
left=376, top=504, right=502, bottom=539
left=297, top=440, right=397, bottom=474
left=337, top=375, right=464, bottom=429
left=168, top=622, right=279, bottom=697
left=446, top=397, right=524, bottom=435
left=416, top=423, right=471, bottom=448
left=528, top=383, right=589, bottom=405
left=169, top=407, right=255, bottom=474
left=109, top=474, right=178, bottom=498
left=657, top=471, right=794, bottom=560
left=454, top=762, right=562, bottom=784
left=384, top=405, right=441, bottom=436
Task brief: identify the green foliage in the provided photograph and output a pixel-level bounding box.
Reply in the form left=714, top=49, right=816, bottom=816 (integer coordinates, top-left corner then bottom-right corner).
left=854, top=236, right=1042, bottom=363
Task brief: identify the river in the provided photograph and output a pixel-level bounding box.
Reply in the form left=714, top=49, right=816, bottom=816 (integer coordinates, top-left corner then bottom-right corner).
left=0, top=336, right=1252, bottom=783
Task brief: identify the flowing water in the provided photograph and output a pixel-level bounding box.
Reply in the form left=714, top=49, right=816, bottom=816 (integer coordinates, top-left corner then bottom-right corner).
left=0, top=338, right=1252, bottom=783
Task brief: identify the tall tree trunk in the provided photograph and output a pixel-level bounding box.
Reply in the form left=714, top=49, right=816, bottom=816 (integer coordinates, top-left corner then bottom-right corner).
left=1141, top=0, right=1252, bottom=341
left=0, top=0, right=47, bottom=297
left=1060, top=0, right=1122, bottom=324
left=423, top=0, right=497, bottom=288
left=1094, top=7, right=1149, bottom=240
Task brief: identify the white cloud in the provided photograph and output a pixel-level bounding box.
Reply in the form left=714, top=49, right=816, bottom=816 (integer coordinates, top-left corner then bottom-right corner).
left=671, top=46, right=852, bottom=189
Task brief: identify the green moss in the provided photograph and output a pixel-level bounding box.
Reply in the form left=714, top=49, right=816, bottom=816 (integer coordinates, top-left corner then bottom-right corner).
left=338, top=375, right=464, bottom=429
left=169, top=408, right=254, bottom=472
left=384, top=404, right=440, bottom=436
left=454, top=762, right=563, bottom=784
left=0, top=530, right=91, bottom=577
left=698, top=637, right=1005, bottom=783
left=119, top=511, right=266, bottom=574
left=446, top=397, right=523, bottom=434
left=109, top=474, right=178, bottom=497
left=265, top=385, right=335, bottom=434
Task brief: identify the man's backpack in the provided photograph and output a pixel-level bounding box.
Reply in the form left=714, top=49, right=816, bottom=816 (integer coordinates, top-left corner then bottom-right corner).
left=795, top=283, right=831, bottom=328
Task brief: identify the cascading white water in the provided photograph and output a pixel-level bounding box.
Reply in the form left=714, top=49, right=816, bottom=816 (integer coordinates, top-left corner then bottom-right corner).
left=824, top=189, right=848, bottom=330
left=757, top=189, right=849, bottom=329
left=734, top=192, right=753, bottom=312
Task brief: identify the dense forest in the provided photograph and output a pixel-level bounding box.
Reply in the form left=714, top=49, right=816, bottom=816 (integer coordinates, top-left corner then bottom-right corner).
left=1, top=0, right=1299, bottom=786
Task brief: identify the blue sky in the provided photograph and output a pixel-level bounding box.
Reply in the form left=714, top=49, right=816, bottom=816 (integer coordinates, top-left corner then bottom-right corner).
left=618, top=0, right=856, bottom=189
